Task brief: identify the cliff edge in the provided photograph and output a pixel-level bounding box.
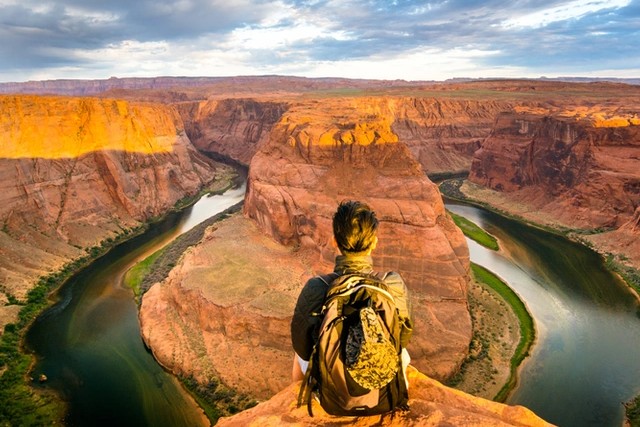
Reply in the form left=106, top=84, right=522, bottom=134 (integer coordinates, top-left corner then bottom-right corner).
left=217, top=367, right=553, bottom=427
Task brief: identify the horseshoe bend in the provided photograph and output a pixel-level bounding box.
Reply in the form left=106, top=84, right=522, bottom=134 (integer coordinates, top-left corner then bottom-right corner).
left=1, top=77, right=639, bottom=426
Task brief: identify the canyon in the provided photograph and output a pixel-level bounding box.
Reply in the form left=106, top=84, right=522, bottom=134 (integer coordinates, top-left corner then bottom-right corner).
left=0, top=95, right=220, bottom=329
left=466, top=103, right=640, bottom=266
left=2, top=77, right=640, bottom=425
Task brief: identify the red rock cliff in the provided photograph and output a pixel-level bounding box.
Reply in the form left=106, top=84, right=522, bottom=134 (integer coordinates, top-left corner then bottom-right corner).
left=244, top=98, right=472, bottom=380
left=467, top=108, right=640, bottom=267
left=388, top=98, right=517, bottom=174
left=469, top=110, right=640, bottom=229
left=0, top=95, right=218, bottom=325
left=177, top=99, right=289, bottom=165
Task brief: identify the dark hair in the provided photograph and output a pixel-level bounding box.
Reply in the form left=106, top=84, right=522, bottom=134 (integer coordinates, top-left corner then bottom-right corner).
left=332, top=200, right=378, bottom=254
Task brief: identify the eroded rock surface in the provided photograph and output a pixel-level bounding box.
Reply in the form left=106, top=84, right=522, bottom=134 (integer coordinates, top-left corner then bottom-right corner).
left=0, top=95, right=218, bottom=327
left=467, top=107, right=640, bottom=266
left=177, top=99, right=289, bottom=165
left=217, top=367, right=553, bottom=427
left=244, top=99, right=472, bottom=379
left=389, top=98, right=517, bottom=174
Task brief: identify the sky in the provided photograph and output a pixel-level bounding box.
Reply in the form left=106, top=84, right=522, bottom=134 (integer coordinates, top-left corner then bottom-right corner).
left=0, top=0, right=638, bottom=83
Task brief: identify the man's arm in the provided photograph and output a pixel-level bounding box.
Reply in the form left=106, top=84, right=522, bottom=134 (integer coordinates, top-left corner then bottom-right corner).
left=384, top=272, right=413, bottom=348
left=290, top=276, right=328, bottom=361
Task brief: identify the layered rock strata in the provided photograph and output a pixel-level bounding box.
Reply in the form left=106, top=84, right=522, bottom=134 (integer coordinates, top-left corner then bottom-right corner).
left=0, top=95, right=217, bottom=326
left=178, top=96, right=516, bottom=174
left=389, top=98, right=517, bottom=174
left=217, top=367, right=553, bottom=426
left=244, top=99, right=472, bottom=379
left=177, top=99, right=289, bottom=165
left=468, top=108, right=640, bottom=265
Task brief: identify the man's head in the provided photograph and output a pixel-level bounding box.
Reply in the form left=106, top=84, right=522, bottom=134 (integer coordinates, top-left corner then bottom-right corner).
left=332, top=200, right=378, bottom=255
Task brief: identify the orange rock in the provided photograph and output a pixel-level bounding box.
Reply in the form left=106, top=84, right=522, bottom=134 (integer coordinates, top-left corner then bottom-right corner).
left=244, top=99, right=472, bottom=380
left=0, top=95, right=217, bottom=306
left=469, top=112, right=640, bottom=230
left=0, top=95, right=179, bottom=159
left=217, top=367, right=554, bottom=427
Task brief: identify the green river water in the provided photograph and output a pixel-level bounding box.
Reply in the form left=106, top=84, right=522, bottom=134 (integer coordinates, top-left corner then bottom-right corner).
left=447, top=202, right=640, bottom=427
left=23, top=188, right=640, bottom=427
left=25, top=184, right=245, bottom=426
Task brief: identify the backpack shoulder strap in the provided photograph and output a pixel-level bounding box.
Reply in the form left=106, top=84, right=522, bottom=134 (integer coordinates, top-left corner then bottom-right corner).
left=317, top=272, right=339, bottom=287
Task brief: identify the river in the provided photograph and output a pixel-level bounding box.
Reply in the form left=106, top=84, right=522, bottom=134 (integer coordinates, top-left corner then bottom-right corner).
left=446, top=201, right=640, bottom=427
left=25, top=183, right=245, bottom=426
left=23, top=183, right=640, bottom=427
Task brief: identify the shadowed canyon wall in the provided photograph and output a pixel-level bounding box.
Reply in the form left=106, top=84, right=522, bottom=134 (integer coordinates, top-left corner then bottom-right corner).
left=176, top=99, right=289, bottom=165
left=0, top=95, right=218, bottom=327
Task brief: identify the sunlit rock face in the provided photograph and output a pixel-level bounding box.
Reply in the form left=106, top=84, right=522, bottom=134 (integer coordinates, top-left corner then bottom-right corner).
left=216, top=367, right=553, bottom=427
left=0, top=95, right=217, bottom=308
left=177, top=99, right=289, bottom=165
left=244, top=98, right=472, bottom=380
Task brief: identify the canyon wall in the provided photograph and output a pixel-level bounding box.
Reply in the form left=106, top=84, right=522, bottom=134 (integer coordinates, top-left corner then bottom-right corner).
left=467, top=108, right=640, bottom=265
left=389, top=98, right=517, bottom=174
left=244, top=98, right=472, bottom=379
left=0, top=95, right=218, bottom=327
left=176, top=99, right=289, bottom=165
left=177, top=96, right=517, bottom=174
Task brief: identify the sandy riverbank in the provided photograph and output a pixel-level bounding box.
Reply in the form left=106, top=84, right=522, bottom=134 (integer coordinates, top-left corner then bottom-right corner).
left=448, top=272, right=522, bottom=400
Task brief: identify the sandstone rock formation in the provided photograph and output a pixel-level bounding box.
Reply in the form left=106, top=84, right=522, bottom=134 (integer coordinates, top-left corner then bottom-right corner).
left=467, top=107, right=640, bottom=265
left=140, top=213, right=316, bottom=399
left=0, top=95, right=218, bottom=328
left=389, top=98, right=517, bottom=174
left=217, top=367, right=553, bottom=427
left=177, top=99, right=289, bottom=165
left=244, top=98, right=472, bottom=379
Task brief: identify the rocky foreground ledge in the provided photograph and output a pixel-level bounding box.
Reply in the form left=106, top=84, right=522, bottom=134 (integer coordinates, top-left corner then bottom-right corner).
left=217, top=367, right=553, bottom=427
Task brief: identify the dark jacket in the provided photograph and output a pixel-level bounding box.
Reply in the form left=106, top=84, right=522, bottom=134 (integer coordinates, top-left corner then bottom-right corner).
left=291, top=254, right=413, bottom=361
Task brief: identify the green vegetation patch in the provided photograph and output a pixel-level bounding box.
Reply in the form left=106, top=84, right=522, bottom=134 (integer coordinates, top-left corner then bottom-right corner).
left=1, top=281, right=66, bottom=425
left=605, top=254, right=640, bottom=298
left=449, top=210, right=499, bottom=251
left=181, top=375, right=257, bottom=424
left=124, top=249, right=164, bottom=297
left=471, top=263, right=535, bottom=402
left=625, top=394, right=640, bottom=427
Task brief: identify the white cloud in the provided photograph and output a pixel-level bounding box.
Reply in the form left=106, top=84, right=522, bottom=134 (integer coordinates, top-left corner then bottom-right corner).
left=502, top=0, right=631, bottom=29
left=228, top=4, right=351, bottom=51
left=301, top=47, right=528, bottom=81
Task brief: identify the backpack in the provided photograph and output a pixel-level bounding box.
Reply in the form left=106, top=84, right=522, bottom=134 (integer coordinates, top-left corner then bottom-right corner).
left=297, top=272, right=409, bottom=417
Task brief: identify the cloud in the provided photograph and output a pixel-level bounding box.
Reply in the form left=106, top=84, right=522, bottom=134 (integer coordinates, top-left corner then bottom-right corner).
left=0, top=0, right=638, bottom=82
left=501, top=0, right=631, bottom=29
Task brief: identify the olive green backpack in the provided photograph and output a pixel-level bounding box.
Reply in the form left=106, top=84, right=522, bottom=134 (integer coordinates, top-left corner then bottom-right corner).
left=297, top=273, right=409, bottom=416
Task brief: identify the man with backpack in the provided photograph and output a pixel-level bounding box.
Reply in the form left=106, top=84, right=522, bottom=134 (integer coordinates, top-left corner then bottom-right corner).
left=291, top=200, right=413, bottom=416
